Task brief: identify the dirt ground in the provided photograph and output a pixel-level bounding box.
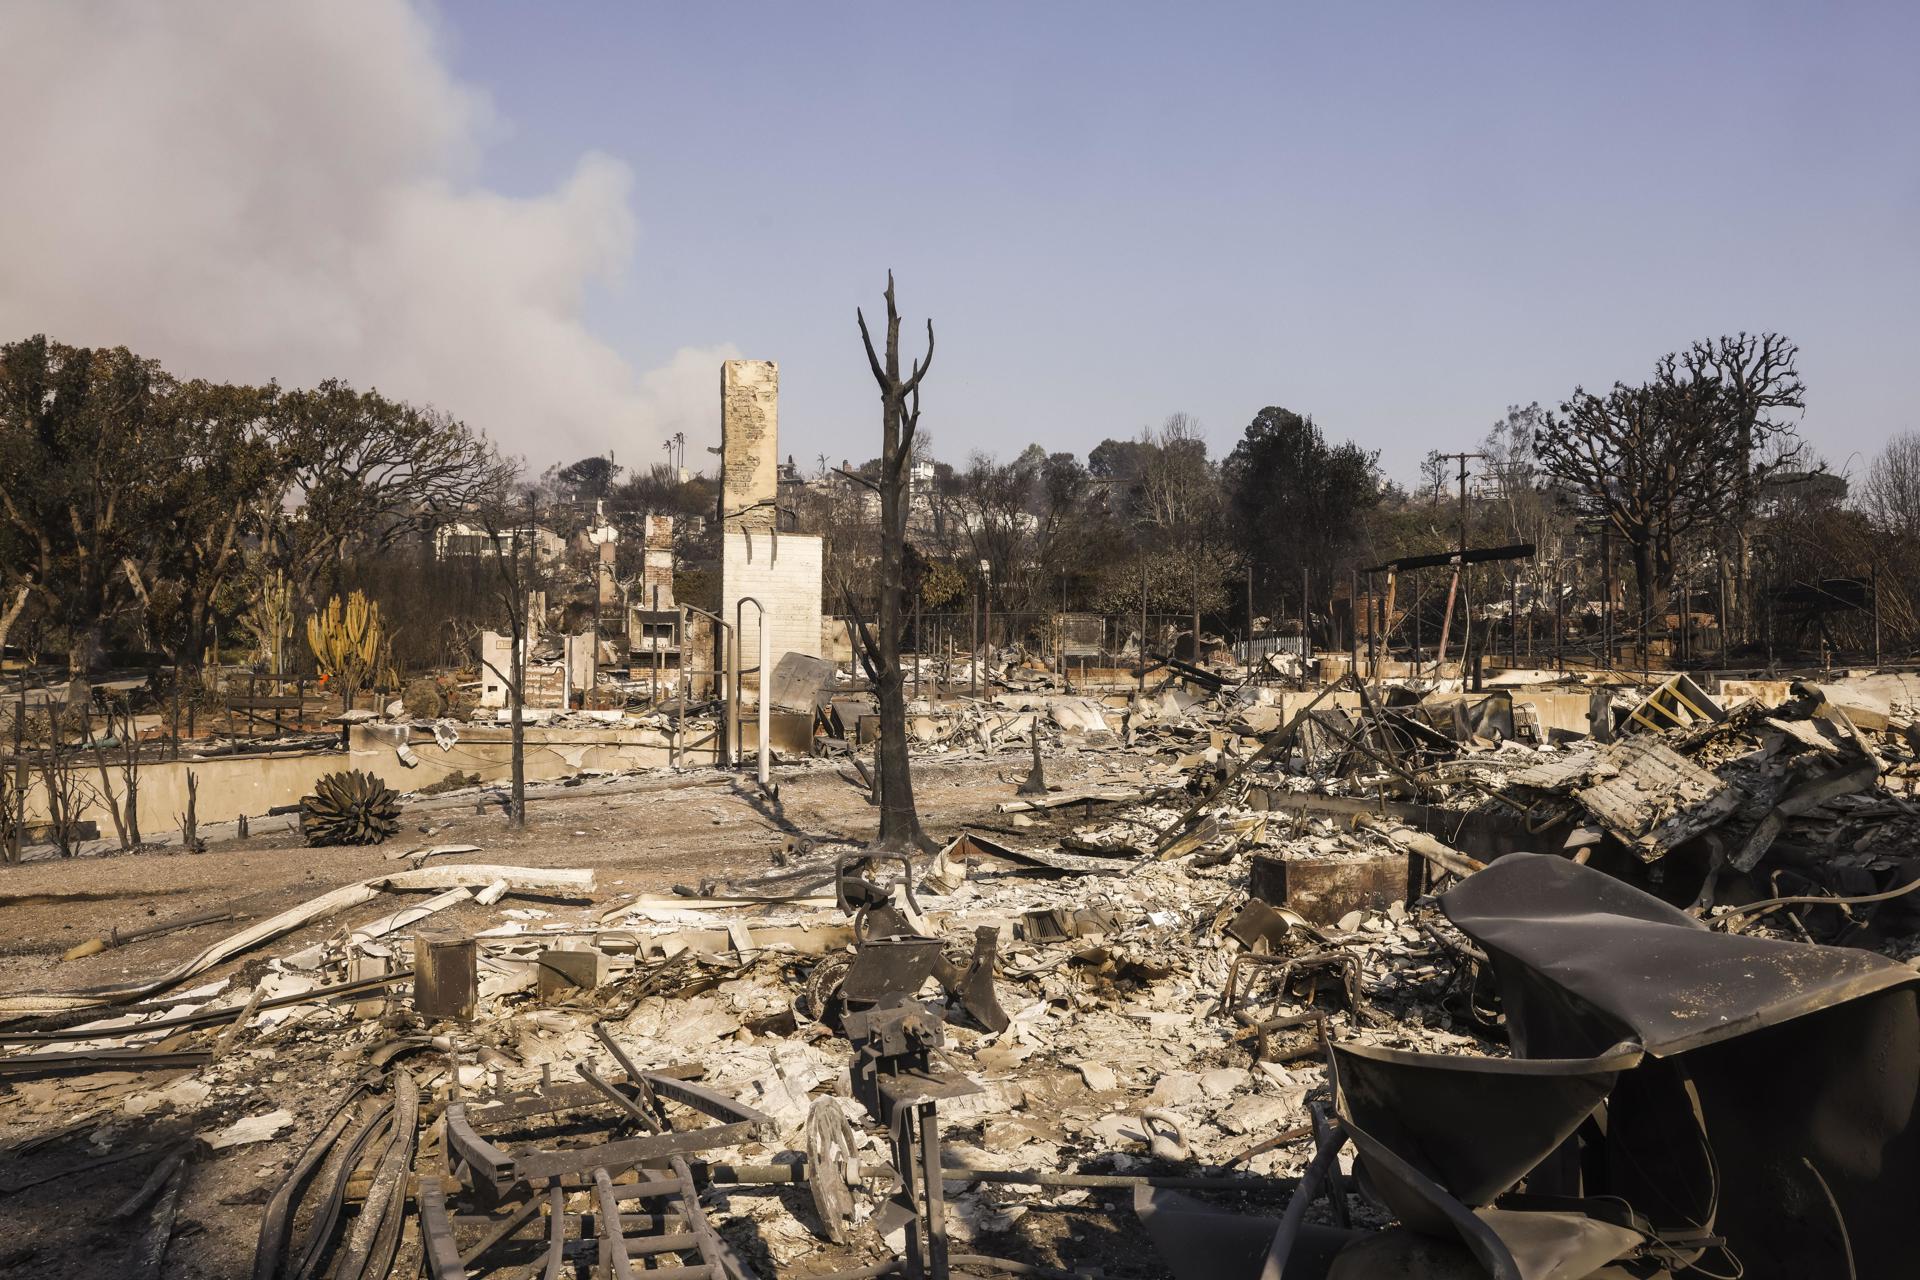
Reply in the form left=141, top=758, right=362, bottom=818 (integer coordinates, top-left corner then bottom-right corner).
left=0, top=749, right=1164, bottom=1280
left=0, top=753, right=1122, bottom=997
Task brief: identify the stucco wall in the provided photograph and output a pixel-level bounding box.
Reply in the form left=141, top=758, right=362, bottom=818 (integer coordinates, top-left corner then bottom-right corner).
left=722, top=530, right=824, bottom=681
left=18, top=723, right=721, bottom=836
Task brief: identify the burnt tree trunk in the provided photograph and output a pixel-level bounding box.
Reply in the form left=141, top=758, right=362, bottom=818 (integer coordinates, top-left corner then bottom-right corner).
left=857, top=273, right=935, bottom=853
left=1630, top=538, right=1671, bottom=646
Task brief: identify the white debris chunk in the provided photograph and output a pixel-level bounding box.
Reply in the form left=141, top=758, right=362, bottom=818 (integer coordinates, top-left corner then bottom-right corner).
left=205, top=1108, right=293, bottom=1149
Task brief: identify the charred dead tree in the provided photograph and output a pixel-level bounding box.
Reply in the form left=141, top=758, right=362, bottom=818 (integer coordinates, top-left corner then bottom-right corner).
left=37, top=687, right=98, bottom=857
left=472, top=492, right=537, bottom=828
left=88, top=689, right=143, bottom=851
left=1538, top=358, right=1751, bottom=638
left=1, top=676, right=25, bottom=864
left=177, top=767, right=206, bottom=853
left=854, top=273, right=936, bottom=853
left=1681, top=333, right=1804, bottom=644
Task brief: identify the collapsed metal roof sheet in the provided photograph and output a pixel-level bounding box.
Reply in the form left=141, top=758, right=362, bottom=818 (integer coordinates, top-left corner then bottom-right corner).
left=1442, top=853, right=1916, bottom=1056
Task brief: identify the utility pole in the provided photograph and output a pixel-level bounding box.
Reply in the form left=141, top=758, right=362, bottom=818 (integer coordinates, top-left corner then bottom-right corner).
left=1433, top=452, right=1484, bottom=674
left=1413, top=570, right=1422, bottom=678
left=508, top=490, right=535, bottom=827
left=970, top=570, right=980, bottom=698
left=1554, top=561, right=1564, bottom=673
left=1728, top=560, right=1743, bottom=660
left=1057, top=567, right=1069, bottom=682
left=1601, top=523, right=1613, bottom=674
left=1300, top=565, right=1310, bottom=683
left=1509, top=572, right=1519, bottom=671
left=1138, top=552, right=1148, bottom=693
left=1349, top=569, right=1361, bottom=676
left=1872, top=561, right=1882, bottom=668
left=1190, top=562, right=1201, bottom=665
left=1367, top=571, right=1378, bottom=681
left=1245, top=564, right=1255, bottom=669
left=1681, top=567, right=1692, bottom=667
left=981, top=559, right=993, bottom=676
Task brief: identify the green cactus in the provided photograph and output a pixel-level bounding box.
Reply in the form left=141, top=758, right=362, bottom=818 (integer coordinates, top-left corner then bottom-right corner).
left=242, top=566, right=295, bottom=674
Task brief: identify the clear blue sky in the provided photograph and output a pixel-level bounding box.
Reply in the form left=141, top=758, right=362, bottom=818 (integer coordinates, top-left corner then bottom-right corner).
left=435, top=1, right=1919, bottom=483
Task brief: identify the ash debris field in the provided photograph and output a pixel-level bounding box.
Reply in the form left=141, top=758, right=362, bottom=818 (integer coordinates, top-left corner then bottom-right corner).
left=5, top=667, right=1920, bottom=1280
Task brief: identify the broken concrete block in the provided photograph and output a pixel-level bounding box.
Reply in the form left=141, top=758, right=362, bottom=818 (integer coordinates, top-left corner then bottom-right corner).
left=1220, top=1093, right=1299, bottom=1136
left=1199, top=1067, right=1250, bottom=1098
left=975, top=1043, right=1032, bottom=1072
left=1075, top=1062, right=1118, bottom=1092
left=982, top=1119, right=1031, bottom=1153
left=205, top=1108, right=293, bottom=1149
left=1148, top=1071, right=1204, bottom=1107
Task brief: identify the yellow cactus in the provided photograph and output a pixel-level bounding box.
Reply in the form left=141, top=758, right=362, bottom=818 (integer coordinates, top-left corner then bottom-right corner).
left=307, top=591, right=385, bottom=706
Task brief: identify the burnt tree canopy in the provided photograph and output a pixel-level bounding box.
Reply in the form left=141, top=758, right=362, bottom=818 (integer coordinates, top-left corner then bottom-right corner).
left=1537, top=349, right=1777, bottom=629
left=1682, top=332, right=1805, bottom=495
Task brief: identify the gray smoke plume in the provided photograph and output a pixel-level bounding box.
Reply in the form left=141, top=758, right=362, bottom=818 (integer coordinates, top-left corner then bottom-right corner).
left=0, top=0, right=731, bottom=463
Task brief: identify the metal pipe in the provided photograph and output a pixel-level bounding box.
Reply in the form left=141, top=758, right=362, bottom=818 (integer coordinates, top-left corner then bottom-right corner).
left=734, top=597, right=770, bottom=791
left=758, top=605, right=770, bottom=790
left=681, top=604, right=730, bottom=766
left=1257, top=1122, right=1347, bottom=1280
left=700, top=1161, right=1301, bottom=1194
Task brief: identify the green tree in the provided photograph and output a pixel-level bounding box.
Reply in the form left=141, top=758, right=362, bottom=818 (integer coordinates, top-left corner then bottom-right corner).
left=125, top=379, right=285, bottom=669
left=1223, top=406, right=1380, bottom=623
left=0, top=337, right=172, bottom=673
left=267, top=379, right=511, bottom=606
left=545, top=454, right=621, bottom=502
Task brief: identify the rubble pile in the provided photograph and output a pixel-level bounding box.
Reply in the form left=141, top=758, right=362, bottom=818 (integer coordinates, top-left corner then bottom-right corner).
left=4, top=669, right=1920, bottom=1279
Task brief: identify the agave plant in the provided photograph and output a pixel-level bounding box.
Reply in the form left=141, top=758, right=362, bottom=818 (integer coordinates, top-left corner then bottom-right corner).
left=299, top=769, right=401, bottom=846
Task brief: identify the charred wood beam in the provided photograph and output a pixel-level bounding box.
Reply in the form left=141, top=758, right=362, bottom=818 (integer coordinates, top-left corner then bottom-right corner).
left=1362, top=543, right=1536, bottom=574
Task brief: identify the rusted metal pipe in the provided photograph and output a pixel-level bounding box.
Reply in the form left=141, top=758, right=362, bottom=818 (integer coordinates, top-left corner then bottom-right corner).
left=734, top=596, right=769, bottom=790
